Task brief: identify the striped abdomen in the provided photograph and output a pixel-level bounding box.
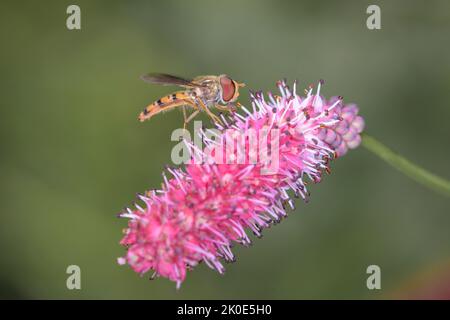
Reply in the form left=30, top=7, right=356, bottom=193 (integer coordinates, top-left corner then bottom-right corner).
left=139, top=91, right=192, bottom=122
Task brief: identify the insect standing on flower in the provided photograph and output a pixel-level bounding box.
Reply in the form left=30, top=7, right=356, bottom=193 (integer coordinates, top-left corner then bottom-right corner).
left=138, top=73, right=245, bottom=128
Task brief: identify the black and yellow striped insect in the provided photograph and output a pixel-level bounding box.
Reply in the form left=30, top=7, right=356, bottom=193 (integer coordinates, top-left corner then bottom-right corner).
left=139, top=73, right=245, bottom=127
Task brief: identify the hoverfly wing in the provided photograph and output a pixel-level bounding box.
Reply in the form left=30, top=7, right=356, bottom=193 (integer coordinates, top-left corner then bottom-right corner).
left=140, top=73, right=201, bottom=88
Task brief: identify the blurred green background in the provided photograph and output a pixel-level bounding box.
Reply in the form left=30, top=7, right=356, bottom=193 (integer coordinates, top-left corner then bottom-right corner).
left=1, top=0, right=449, bottom=299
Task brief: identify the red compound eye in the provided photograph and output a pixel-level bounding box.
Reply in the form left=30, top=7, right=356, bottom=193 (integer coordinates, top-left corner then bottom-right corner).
left=220, top=76, right=236, bottom=102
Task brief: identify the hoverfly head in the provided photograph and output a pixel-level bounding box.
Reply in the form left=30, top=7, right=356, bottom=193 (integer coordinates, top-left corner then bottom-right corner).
left=219, top=74, right=245, bottom=104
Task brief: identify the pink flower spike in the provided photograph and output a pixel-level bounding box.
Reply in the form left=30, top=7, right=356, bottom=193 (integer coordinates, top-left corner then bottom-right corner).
left=118, top=80, right=365, bottom=287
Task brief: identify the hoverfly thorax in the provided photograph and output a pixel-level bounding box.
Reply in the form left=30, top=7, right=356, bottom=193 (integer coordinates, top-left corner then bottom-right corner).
left=218, top=74, right=245, bottom=104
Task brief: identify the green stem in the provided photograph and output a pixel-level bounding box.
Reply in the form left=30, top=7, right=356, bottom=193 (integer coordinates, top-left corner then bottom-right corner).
left=361, top=133, right=450, bottom=198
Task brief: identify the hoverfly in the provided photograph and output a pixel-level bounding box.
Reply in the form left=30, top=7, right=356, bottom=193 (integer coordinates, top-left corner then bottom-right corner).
left=139, top=73, right=245, bottom=127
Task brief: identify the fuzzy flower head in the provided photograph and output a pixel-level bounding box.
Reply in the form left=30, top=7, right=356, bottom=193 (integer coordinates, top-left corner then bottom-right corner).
left=118, top=80, right=365, bottom=288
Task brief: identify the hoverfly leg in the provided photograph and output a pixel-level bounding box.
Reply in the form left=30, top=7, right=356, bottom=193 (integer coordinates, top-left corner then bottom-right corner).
left=180, top=99, right=201, bottom=130
left=195, top=98, right=223, bottom=126
left=184, top=109, right=200, bottom=129
left=215, top=104, right=236, bottom=114
left=182, top=106, right=187, bottom=131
